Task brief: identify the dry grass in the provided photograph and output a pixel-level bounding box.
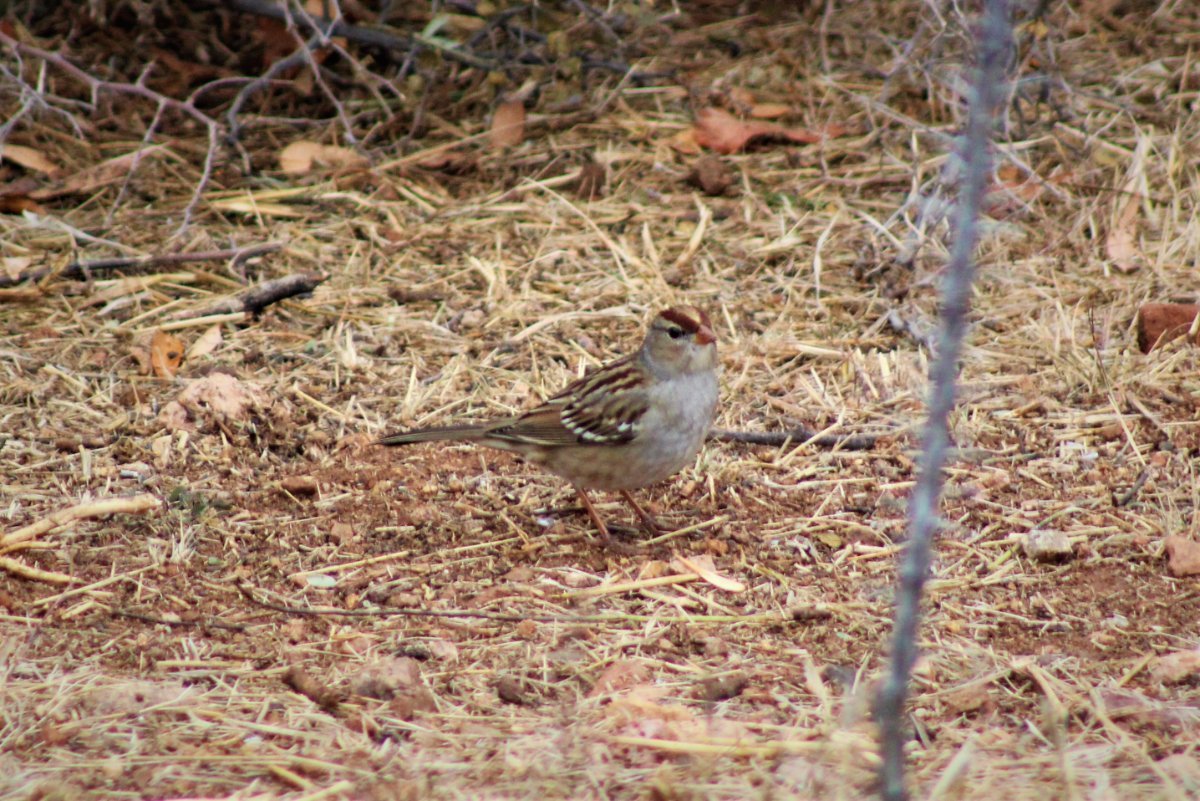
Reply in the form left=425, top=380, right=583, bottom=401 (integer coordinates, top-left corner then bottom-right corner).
left=2, top=2, right=1199, bottom=799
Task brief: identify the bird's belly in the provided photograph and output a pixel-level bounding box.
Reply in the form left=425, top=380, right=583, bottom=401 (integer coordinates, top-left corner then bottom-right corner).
left=532, top=415, right=710, bottom=491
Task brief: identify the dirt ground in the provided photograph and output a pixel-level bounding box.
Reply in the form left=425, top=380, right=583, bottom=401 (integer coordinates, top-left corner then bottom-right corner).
left=2, top=2, right=1199, bottom=799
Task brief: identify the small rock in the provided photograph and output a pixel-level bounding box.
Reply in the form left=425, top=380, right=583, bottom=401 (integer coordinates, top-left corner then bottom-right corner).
left=1022, top=529, right=1073, bottom=562
left=1164, top=536, right=1200, bottom=576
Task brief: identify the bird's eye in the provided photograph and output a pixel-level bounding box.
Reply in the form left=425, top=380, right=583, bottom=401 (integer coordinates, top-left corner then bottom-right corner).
left=667, top=326, right=686, bottom=339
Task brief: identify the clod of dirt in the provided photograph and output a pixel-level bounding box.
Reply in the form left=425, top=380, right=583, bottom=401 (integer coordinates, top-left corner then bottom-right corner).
left=283, top=665, right=342, bottom=712
left=698, top=671, right=749, bottom=703
left=348, top=656, right=436, bottom=717
left=159, top=372, right=291, bottom=434
left=1164, top=535, right=1200, bottom=576
left=1137, top=303, right=1200, bottom=353
left=496, top=676, right=528, bottom=705
left=686, top=155, right=735, bottom=196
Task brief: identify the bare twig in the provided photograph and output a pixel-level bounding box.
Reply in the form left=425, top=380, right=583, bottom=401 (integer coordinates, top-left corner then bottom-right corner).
left=0, top=31, right=223, bottom=235
left=876, top=3, right=1014, bottom=800
left=0, top=243, right=283, bottom=288
left=226, top=0, right=496, bottom=71
left=112, top=609, right=248, bottom=632
left=174, top=270, right=329, bottom=320
left=708, top=427, right=882, bottom=451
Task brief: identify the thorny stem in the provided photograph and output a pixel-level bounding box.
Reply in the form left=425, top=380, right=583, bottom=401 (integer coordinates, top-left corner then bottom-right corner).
left=876, top=2, right=1013, bottom=800
left=0, top=30, right=221, bottom=236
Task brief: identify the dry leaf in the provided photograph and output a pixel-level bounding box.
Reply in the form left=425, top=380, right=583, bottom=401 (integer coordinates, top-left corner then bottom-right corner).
left=668, top=127, right=702, bottom=156
left=186, top=325, right=223, bottom=361
left=1106, top=141, right=1147, bottom=274
left=489, top=100, right=526, bottom=149
left=692, top=107, right=843, bottom=154
left=30, top=146, right=167, bottom=200
left=279, top=141, right=368, bottom=175
left=150, top=330, right=184, bottom=378
left=750, top=102, right=791, bottom=119
left=671, top=553, right=746, bottom=593
left=0, top=144, right=62, bottom=177
left=1106, top=195, right=1140, bottom=274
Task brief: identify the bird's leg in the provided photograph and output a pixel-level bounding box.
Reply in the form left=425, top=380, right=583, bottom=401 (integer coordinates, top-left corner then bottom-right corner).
left=574, top=485, right=640, bottom=553
left=573, top=484, right=611, bottom=539
left=619, top=490, right=662, bottom=535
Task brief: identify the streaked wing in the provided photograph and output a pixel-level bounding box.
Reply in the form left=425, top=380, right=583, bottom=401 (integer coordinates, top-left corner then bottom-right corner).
left=558, top=358, right=648, bottom=444
left=488, top=357, right=648, bottom=447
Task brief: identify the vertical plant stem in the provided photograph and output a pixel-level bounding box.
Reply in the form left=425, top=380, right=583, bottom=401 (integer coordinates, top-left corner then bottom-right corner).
left=877, top=2, right=1014, bottom=799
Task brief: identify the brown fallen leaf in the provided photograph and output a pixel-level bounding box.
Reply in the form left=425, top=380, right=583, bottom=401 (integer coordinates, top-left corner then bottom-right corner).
left=490, top=100, right=526, bottom=149
left=149, top=330, right=184, bottom=379
left=692, top=107, right=844, bottom=154
left=186, top=325, right=223, bottom=361
left=0, top=144, right=62, bottom=177
left=30, top=146, right=167, bottom=200
left=279, top=141, right=369, bottom=175
left=668, top=127, right=702, bottom=155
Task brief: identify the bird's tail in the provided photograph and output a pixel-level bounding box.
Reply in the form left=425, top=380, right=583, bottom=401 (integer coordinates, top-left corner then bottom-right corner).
left=378, top=424, right=490, bottom=446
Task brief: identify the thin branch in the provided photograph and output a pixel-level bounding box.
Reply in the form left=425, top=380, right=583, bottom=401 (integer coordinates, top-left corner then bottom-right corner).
left=708, top=427, right=882, bottom=451
left=226, top=0, right=496, bottom=71
left=0, top=31, right=223, bottom=235
left=876, top=3, right=1014, bottom=800
left=0, top=243, right=282, bottom=288
left=174, top=270, right=329, bottom=320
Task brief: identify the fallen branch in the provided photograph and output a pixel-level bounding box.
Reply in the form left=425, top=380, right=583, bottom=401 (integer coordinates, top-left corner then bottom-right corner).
left=0, top=243, right=283, bottom=289
left=172, top=270, right=329, bottom=320
left=1, top=493, right=161, bottom=551
left=709, top=427, right=882, bottom=451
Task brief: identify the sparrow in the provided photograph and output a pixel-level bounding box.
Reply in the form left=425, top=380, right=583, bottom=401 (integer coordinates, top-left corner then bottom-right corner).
left=379, top=306, right=719, bottom=545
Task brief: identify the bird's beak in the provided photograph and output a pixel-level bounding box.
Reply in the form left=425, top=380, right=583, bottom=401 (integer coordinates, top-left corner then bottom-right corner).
left=694, top=325, right=717, bottom=346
